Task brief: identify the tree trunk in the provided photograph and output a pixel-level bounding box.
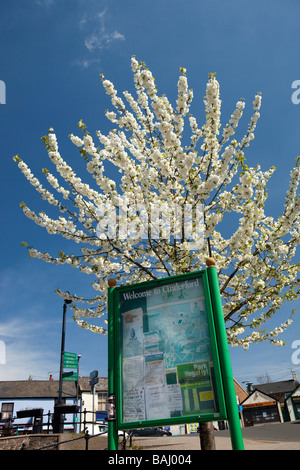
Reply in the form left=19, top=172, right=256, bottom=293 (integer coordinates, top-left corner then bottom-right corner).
left=199, top=422, right=216, bottom=450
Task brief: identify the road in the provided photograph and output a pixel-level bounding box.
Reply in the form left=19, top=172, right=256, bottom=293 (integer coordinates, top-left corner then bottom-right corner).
left=217, top=420, right=300, bottom=442
left=57, top=421, right=300, bottom=450
left=129, top=421, right=300, bottom=451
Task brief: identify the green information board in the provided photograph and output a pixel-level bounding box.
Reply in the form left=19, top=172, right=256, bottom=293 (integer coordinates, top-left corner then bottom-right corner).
left=62, top=352, right=78, bottom=380
left=112, top=270, right=227, bottom=429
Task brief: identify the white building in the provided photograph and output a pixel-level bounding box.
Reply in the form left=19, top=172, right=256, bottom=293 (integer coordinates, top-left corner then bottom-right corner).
left=285, top=384, right=300, bottom=421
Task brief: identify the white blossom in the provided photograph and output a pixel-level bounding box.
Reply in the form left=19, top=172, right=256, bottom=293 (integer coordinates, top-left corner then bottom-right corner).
left=13, top=59, right=299, bottom=345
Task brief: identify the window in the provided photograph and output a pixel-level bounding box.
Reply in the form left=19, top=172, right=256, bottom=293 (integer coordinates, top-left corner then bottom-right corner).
left=1, top=403, right=14, bottom=420
left=54, top=398, right=66, bottom=406
left=98, top=393, right=107, bottom=411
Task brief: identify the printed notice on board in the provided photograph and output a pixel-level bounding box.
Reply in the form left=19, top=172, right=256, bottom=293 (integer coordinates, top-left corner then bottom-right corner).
left=122, top=308, right=144, bottom=358
left=144, top=353, right=166, bottom=386
left=123, top=388, right=145, bottom=422
left=122, top=356, right=144, bottom=391
left=145, top=384, right=170, bottom=420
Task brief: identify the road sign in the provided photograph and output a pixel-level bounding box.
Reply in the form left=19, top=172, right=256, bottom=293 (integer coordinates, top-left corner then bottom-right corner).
left=63, top=371, right=78, bottom=381
left=64, top=352, right=77, bottom=359
left=63, top=360, right=78, bottom=368
left=63, top=352, right=78, bottom=368
left=90, top=370, right=98, bottom=379
left=89, top=370, right=99, bottom=387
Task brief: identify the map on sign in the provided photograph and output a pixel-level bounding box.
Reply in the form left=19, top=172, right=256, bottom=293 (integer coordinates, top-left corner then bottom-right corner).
left=118, top=275, right=220, bottom=423
left=146, top=296, right=210, bottom=369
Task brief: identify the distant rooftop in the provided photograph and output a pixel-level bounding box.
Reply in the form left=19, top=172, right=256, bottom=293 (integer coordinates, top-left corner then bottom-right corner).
left=0, top=376, right=108, bottom=399
left=252, top=379, right=299, bottom=396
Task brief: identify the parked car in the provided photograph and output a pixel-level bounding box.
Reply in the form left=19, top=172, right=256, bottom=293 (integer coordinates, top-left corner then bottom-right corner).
left=197, top=424, right=218, bottom=432
left=129, top=427, right=172, bottom=437
left=98, top=424, right=129, bottom=437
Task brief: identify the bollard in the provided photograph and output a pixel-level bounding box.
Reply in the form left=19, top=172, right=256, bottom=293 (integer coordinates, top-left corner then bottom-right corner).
left=84, top=427, right=90, bottom=450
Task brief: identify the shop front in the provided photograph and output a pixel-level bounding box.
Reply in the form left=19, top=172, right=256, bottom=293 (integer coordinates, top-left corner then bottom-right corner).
left=241, top=390, right=283, bottom=426
left=243, top=401, right=281, bottom=426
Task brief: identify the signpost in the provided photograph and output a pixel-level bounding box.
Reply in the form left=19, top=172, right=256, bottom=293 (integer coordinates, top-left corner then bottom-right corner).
left=62, top=352, right=79, bottom=381
left=63, top=352, right=79, bottom=368
left=107, top=259, right=244, bottom=450
left=62, top=371, right=78, bottom=381
left=89, top=369, right=99, bottom=387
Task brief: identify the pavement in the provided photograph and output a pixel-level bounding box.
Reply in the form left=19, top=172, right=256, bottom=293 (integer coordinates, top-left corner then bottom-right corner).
left=131, top=434, right=300, bottom=451
left=133, top=421, right=300, bottom=450
left=57, top=421, right=300, bottom=450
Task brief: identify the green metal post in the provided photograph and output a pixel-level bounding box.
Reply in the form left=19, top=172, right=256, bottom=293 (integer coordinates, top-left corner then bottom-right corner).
left=206, top=258, right=244, bottom=450
left=107, top=279, right=118, bottom=450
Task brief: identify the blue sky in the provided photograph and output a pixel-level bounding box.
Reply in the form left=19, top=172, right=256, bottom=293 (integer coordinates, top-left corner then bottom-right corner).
left=0, top=0, right=299, bottom=389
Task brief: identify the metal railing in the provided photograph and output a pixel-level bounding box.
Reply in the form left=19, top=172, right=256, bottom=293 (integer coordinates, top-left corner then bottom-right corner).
left=32, top=428, right=107, bottom=451
left=0, top=409, right=133, bottom=450
left=30, top=427, right=132, bottom=451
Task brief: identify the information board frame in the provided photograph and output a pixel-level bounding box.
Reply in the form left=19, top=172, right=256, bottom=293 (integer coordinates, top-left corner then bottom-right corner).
left=112, top=269, right=228, bottom=430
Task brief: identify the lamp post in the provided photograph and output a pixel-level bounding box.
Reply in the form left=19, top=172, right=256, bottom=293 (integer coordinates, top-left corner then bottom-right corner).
left=53, top=296, right=73, bottom=434
left=58, top=297, right=72, bottom=405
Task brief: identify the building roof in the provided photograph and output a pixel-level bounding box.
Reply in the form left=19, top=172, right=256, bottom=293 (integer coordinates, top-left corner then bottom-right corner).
left=241, top=389, right=277, bottom=406
left=78, top=376, right=108, bottom=392
left=252, top=379, right=299, bottom=396
left=0, top=377, right=108, bottom=400
left=0, top=380, right=77, bottom=399
left=285, top=383, right=300, bottom=400
left=233, top=379, right=248, bottom=404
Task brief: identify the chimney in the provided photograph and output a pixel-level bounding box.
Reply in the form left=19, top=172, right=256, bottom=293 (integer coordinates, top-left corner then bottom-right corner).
left=292, top=370, right=298, bottom=382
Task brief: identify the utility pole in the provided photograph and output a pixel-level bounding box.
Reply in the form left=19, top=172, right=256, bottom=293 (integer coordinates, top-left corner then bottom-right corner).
left=58, top=298, right=72, bottom=404
left=53, top=297, right=72, bottom=434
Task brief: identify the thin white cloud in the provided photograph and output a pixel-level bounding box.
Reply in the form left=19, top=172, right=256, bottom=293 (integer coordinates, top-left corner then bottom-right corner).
left=0, top=316, right=61, bottom=379
left=111, top=31, right=125, bottom=41
left=84, top=28, right=125, bottom=52
left=97, top=9, right=106, bottom=20
left=75, top=8, right=125, bottom=67
left=0, top=318, right=33, bottom=339
left=72, top=57, right=101, bottom=69
left=0, top=317, right=58, bottom=340
left=0, top=340, right=58, bottom=380
left=35, top=0, right=54, bottom=6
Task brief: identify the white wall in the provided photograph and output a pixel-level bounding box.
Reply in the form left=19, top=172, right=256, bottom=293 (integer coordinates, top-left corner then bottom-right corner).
left=1, top=397, right=77, bottom=429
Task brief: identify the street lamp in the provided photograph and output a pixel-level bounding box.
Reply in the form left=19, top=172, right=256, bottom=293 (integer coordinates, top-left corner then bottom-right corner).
left=58, top=296, right=72, bottom=405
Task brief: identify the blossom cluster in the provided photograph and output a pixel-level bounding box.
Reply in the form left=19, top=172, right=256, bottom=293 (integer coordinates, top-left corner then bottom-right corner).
left=13, top=58, right=299, bottom=346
